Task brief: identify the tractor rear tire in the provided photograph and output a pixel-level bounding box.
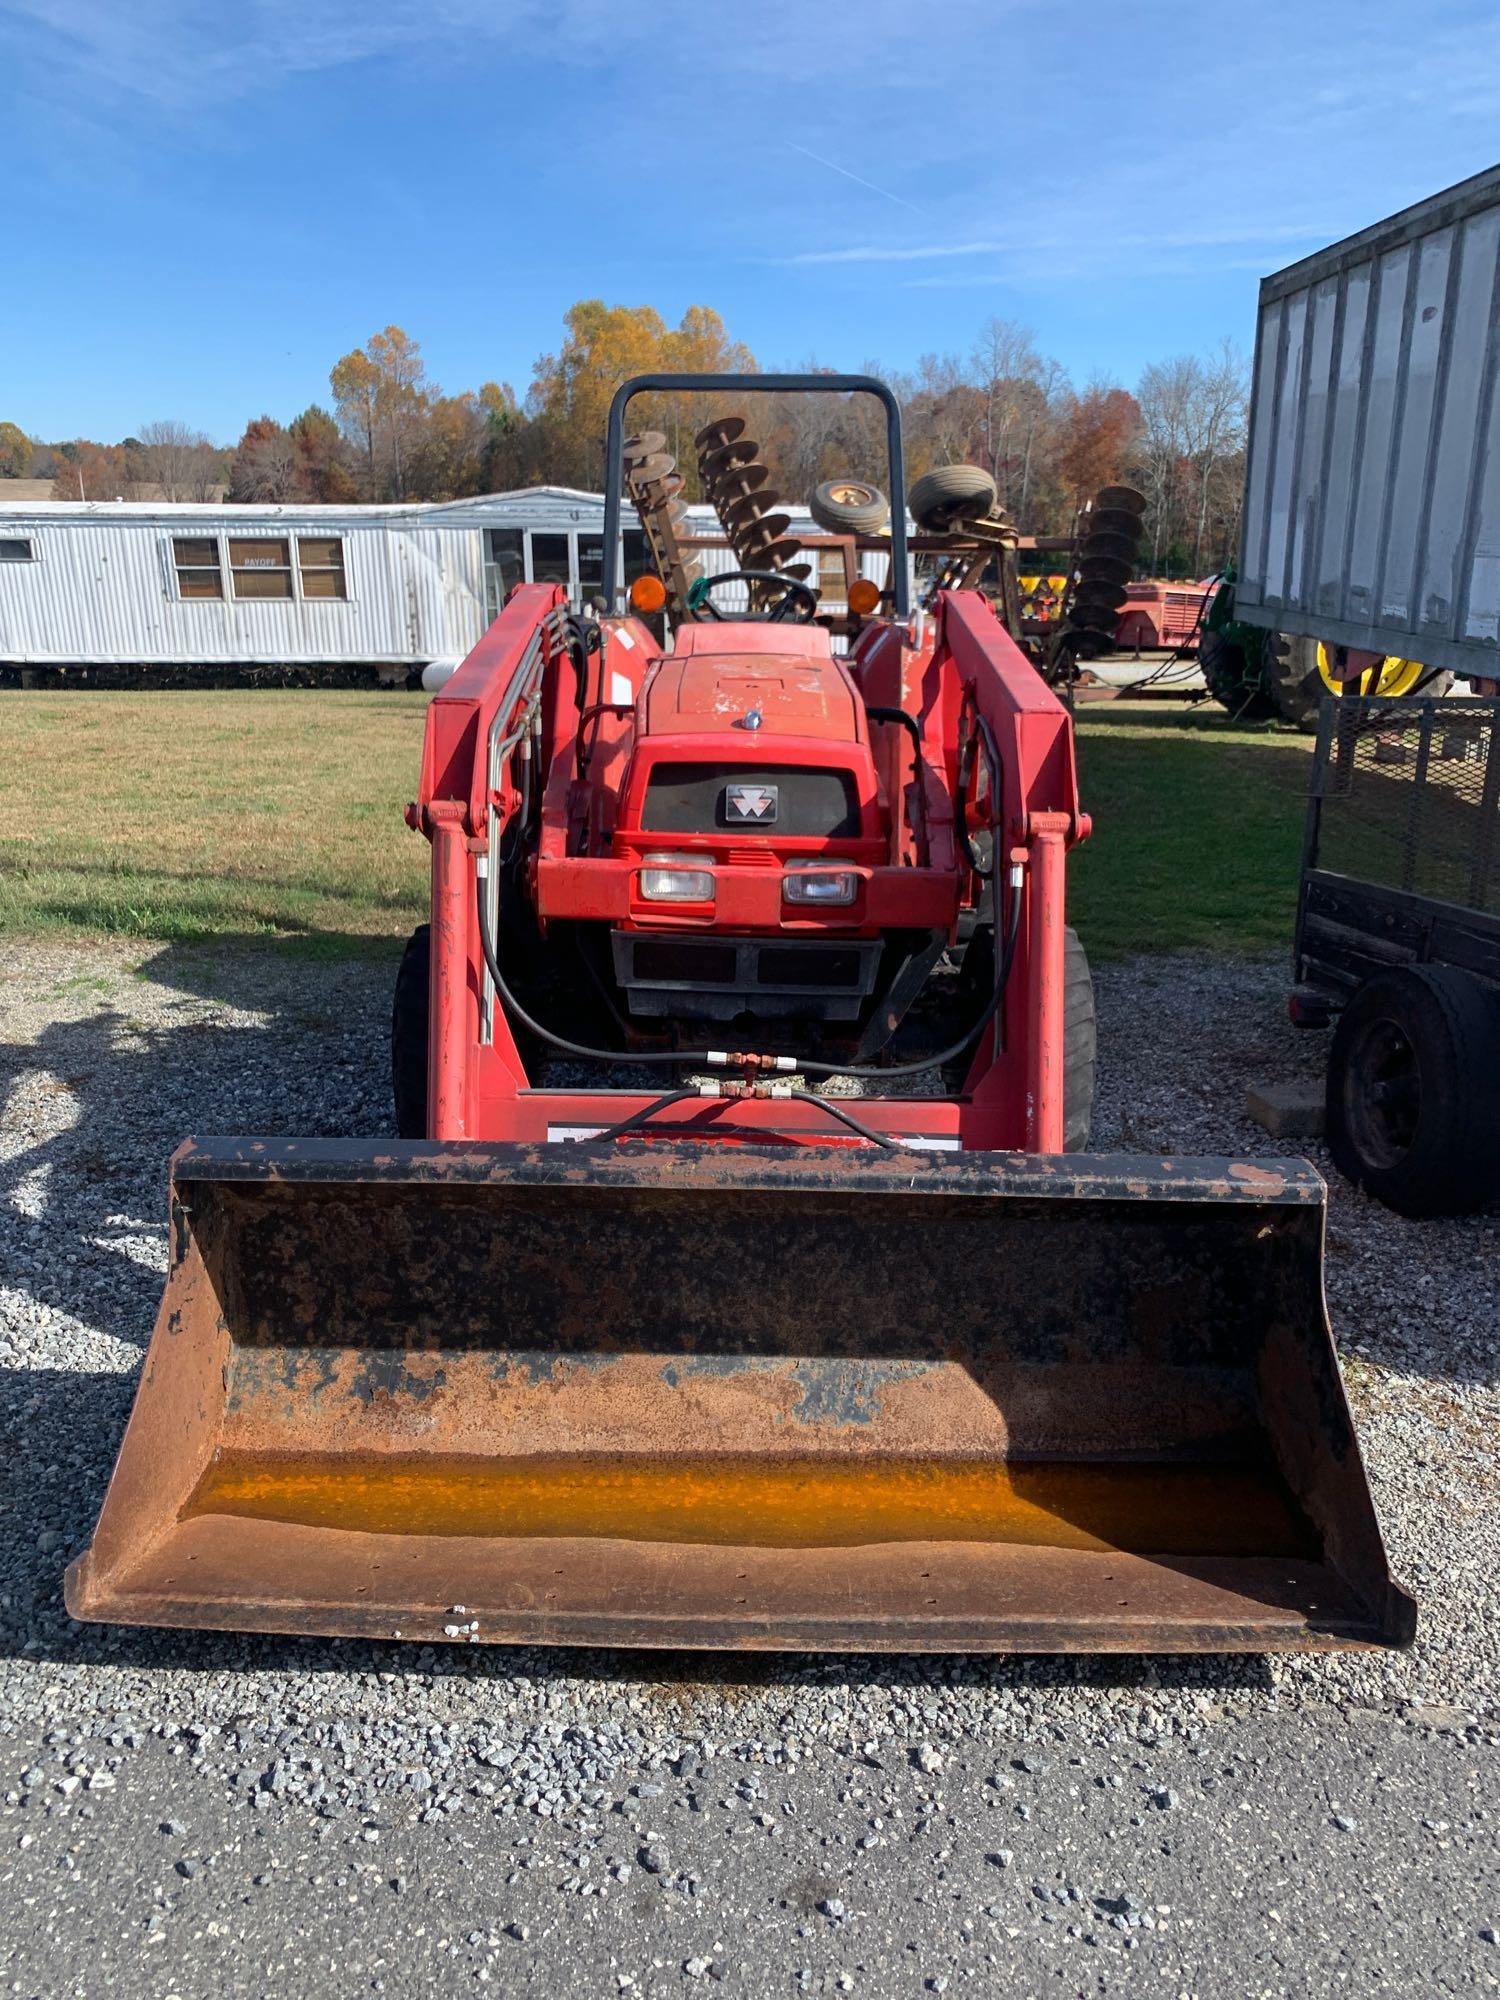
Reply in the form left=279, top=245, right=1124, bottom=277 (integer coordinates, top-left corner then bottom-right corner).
left=1266, top=631, right=1453, bottom=730
left=1063, top=927, right=1097, bottom=1153
left=1199, top=628, right=1278, bottom=721
left=391, top=923, right=430, bottom=1140
left=909, top=464, right=998, bottom=531
left=808, top=479, right=890, bottom=536
left=1325, top=964, right=1500, bottom=1216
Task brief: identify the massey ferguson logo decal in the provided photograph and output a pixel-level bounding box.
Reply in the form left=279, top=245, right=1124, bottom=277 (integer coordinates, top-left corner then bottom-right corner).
left=724, top=783, right=778, bottom=823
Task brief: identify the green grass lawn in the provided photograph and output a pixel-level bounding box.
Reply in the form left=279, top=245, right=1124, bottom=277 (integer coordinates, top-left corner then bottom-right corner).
left=0, top=689, right=430, bottom=957
left=0, top=688, right=1317, bottom=959
left=1070, top=701, right=1315, bottom=957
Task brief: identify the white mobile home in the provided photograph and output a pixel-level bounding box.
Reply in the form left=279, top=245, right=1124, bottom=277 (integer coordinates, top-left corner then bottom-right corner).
left=0, top=489, right=860, bottom=681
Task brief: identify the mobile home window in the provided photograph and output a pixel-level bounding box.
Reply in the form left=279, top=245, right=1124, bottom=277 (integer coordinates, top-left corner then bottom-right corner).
left=622, top=529, right=650, bottom=585
left=577, top=534, right=605, bottom=604
left=0, top=537, right=35, bottom=562
left=172, top=536, right=222, bottom=598
left=529, top=533, right=571, bottom=587
left=484, top=528, right=524, bottom=623
left=228, top=537, right=293, bottom=600
left=298, top=536, right=347, bottom=600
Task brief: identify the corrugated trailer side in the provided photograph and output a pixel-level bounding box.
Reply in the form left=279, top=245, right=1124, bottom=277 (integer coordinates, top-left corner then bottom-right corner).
left=1236, top=163, right=1500, bottom=680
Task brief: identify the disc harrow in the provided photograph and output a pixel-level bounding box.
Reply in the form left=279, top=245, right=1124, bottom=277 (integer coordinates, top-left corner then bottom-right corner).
left=623, top=429, right=701, bottom=610
left=695, top=416, right=809, bottom=608
left=1052, top=485, right=1146, bottom=664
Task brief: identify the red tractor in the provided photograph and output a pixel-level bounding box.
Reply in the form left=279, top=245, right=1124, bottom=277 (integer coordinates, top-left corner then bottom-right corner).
left=68, top=376, right=1410, bottom=1659
left=398, top=385, right=1093, bottom=1157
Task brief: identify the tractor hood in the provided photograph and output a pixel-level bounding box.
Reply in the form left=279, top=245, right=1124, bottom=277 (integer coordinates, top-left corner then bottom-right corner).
left=643, top=631, right=862, bottom=746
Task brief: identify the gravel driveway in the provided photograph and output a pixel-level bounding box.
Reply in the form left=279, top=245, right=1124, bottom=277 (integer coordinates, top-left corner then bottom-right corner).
left=2, top=938, right=1496, bottom=1996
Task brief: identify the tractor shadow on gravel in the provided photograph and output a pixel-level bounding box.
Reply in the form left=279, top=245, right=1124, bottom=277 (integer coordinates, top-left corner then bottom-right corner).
left=0, top=933, right=401, bottom=1349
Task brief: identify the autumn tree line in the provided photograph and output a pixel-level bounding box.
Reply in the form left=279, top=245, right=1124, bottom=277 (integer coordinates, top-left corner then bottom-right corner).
left=2, top=304, right=1249, bottom=575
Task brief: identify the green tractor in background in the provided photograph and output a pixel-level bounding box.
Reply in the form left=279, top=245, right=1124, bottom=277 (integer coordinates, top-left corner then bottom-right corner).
left=1199, top=569, right=1450, bottom=727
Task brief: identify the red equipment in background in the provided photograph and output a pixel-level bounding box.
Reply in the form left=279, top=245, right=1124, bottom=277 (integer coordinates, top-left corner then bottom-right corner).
left=1115, top=580, right=1213, bottom=655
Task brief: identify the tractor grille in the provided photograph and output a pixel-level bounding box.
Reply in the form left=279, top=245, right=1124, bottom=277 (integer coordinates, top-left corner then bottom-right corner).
left=612, top=930, right=882, bottom=1022
left=641, top=764, right=861, bottom=837
left=1309, top=698, right=1500, bottom=916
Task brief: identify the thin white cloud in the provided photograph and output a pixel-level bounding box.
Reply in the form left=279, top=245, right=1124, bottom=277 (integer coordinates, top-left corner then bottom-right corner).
left=786, top=219, right=1333, bottom=269
left=2, top=0, right=928, bottom=119
left=0, top=0, right=631, bottom=114
left=788, top=239, right=1026, bottom=266
left=782, top=141, right=926, bottom=216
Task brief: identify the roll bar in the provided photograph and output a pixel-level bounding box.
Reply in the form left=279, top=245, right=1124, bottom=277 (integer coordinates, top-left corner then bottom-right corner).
left=601, top=372, right=910, bottom=619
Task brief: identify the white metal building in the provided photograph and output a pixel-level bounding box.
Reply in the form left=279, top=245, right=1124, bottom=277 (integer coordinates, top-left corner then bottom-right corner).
left=0, top=489, right=863, bottom=679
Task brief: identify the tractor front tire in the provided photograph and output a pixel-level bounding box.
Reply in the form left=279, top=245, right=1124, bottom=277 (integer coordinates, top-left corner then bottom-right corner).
left=1062, top=927, right=1097, bottom=1153
left=951, top=924, right=1095, bottom=1144
left=1199, top=628, right=1277, bottom=721
left=1325, top=964, right=1500, bottom=1216
left=391, top=923, right=430, bottom=1139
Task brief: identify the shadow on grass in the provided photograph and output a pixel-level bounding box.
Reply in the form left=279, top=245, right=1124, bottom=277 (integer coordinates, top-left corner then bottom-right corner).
left=1077, top=702, right=1310, bottom=739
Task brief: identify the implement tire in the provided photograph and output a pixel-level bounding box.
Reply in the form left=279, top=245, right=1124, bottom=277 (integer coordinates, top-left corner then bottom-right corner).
left=1063, top=927, right=1097, bottom=1152
left=808, top=479, right=890, bottom=536
left=909, top=464, right=998, bottom=531
left=1266, top=631, right=1453, bottom=730
left=392, top=923, right=430, bottom=1140
left=1325, top=964, right=1500, bottom=1216
left=1200, top=628, right=1277, bottom=721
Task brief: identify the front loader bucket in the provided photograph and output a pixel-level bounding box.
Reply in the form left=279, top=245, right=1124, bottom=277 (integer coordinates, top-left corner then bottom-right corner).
left=67, top=1140, right=1414, bottom=1655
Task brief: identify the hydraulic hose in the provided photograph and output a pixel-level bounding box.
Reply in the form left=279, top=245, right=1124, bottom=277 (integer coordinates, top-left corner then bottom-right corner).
left=574, top=1083, right=920, bottom=1152
left=477, top=802, right=1027, bottom=1088
left=477, top=861, right=1024, bottom=1084
left=477, top=866, right=690, bottom=1068
left=577, top=1087, right=703, bottom=1142
left=793, top=854, right=1023, bottom=1080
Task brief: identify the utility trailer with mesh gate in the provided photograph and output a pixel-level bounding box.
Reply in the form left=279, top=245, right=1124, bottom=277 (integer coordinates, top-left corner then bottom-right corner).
left=1293, top=694, right=1500, bottom=1214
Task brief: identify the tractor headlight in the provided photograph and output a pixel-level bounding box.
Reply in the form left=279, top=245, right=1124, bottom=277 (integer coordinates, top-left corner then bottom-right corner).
left=640, top=852, right=714, bottom=902
left=783, top=863, right=858, bottom=906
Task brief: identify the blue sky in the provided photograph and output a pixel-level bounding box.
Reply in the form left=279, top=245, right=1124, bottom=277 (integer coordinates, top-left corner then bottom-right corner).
left=5, top=0, right=1500, bottom=444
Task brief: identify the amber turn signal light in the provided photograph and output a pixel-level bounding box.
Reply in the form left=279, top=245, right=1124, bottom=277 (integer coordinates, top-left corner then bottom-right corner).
left=847, top=578, right=881, bottom=616
left=629, top=573, right=668, bottom=613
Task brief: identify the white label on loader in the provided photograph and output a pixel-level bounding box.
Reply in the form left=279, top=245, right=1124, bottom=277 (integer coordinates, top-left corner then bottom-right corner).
left=545, top=1124, right=959, bottom=1150
left=614, top=627, right=636, bottom=649
left=609, top=669, right=633, bottom=704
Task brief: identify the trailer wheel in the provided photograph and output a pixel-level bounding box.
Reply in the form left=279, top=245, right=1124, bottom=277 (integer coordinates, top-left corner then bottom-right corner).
left=1266, top=633, right=1453, bottom=731
left=1325, top=964, right=1500, bottom=1216
left=1062, top=927, right=1097, bottom=1152
left=1199, top=628, right=1277, bottom=721
left=808, top=479, right=890, bottom=536
left=908, top=464, right=998, bottom=531
left=391, top=922, right=430, bottom=1139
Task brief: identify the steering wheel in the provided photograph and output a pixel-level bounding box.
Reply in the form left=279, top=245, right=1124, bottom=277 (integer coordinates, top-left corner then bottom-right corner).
left=687, top=570, right=819, bottom=624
